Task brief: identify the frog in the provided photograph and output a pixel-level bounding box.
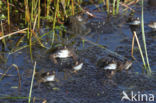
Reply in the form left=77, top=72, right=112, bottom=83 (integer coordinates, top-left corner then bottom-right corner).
left=97, top=57, right=132, bottom=78
left=49, top=46, right=78, bottom=64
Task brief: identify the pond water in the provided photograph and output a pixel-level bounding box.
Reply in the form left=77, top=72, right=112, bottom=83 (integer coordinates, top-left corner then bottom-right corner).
left=0, top=0, right=156, bottom=103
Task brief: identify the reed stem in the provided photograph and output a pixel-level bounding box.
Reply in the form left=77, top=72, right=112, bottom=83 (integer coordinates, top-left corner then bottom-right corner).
left=106, top=0, right=110, bottom=14
left=28, top=61, right=36, bottom=103
left=51, top=0, right=59, bottom=45
left=141, top=0, right=151, bottom=75
left=38, top=0, right=40, bottom=29
left=116, top=0, right=120, bottom=14
left=113, top=0, right=116, bottom=15
left=7, top=0, right=10, bottom=26
left=133, top=31, right=147, bottom=71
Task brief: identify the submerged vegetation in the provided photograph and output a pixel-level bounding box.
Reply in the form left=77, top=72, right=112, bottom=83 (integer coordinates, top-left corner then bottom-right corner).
left=0, top=0, right=154, bottom=102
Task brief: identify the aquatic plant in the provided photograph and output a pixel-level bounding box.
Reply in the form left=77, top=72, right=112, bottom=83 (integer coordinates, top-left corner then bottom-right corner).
left=105, top=0, right=124, bottom=15
left=28, top=61, right=36, bottom=103
left=140, top=0, right=151, bottom=75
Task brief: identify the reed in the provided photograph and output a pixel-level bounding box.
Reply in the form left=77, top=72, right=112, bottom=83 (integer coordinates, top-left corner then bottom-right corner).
left=0, top=20, right=6, bottom=47
left=105, top=0, right=121, bottom=15
left=28, top=61, right=36, bottom=103
left=0, top=96, right=30, bottom=99
left=0, top=64, right=21, bottom=90
left=106, top=0, right=110, bottom=14
left=133, top=31, right=147, bottom=72
left=116, top=0, right=120, bottom=14
left=141, top=0, right=151, bottom=75
left=51, top=0, right=59, bottom=45
left=112, top=0, right=116, bottom=15
left=47, top=0, right=51, bottom=16
left=71, top=0, right=75, bottom=15
left=38, top=0, right=41, bottom=29
left=24, top=0, right=30, bottom=24
left=31, top=0, right=34, bottom=21
left=7, top=0, right=10, bottom=26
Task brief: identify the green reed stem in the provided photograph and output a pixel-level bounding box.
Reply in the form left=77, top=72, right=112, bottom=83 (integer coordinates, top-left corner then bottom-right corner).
left=31, top=0, right=34, bottom=21
left=28, top=61, right=36, bottom=103
left=1, top=21, right=6, bottom=47
left=38, top=0, right=41, bottom=29
left=24, top=0, right=30, bottom=23
left=82, top=39, right=85, bottom=48
left=133, top=31, right=147, bottom=72
left=0, top=96, right=30, bottom=99
left=66, top=0, right=70, bottom=8
left=28, top=23, right=33, bottom=61
left=71, top=0, right=75, bottom=15
left=141, top=0, right=151, bottom=75
left=106, top=0, right=110, bottom=14
left=47, top=0, right=51, bottom=16
left=112, top=0, right=116, bottom=15
left=51, top=0, right=59, bottom=45
left=116, top=0, right=120, bottom=14
left=77, top=0, right=82, bottom=4
left=7, top=0, right=10, bottom=26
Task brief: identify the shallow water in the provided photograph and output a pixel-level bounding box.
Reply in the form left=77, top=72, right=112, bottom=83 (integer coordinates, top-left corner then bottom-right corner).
left=0, top=0, right=156, bottom=103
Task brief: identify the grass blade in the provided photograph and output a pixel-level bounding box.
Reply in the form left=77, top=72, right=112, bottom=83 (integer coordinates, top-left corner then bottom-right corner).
left=28, top=61, right=36, bottom=103
left=141, top=0, right=151, bottom=75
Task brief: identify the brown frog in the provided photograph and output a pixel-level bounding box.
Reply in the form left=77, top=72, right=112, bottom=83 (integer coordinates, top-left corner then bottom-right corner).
left=35, top=70, right=57, bottom=87
left=117, top=60, right=133, bottom=71
left=97, top=57, right=132, bottom=78
left=65, top=15, right=90, bottom=36
left=35, top=70, right=61, bottom=88
left=49, top=46, right=78, bottom=64
left=148, top=22, right=156, bottom=31
left=127, top=17, right=140, bottom=26
left=127, top=17, right=140, bottom=33
left=148, top=0, right=156, bottom=7
left=39, top=71, right=56, bottom=83
left=72, top=61, right=83, bottom=73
